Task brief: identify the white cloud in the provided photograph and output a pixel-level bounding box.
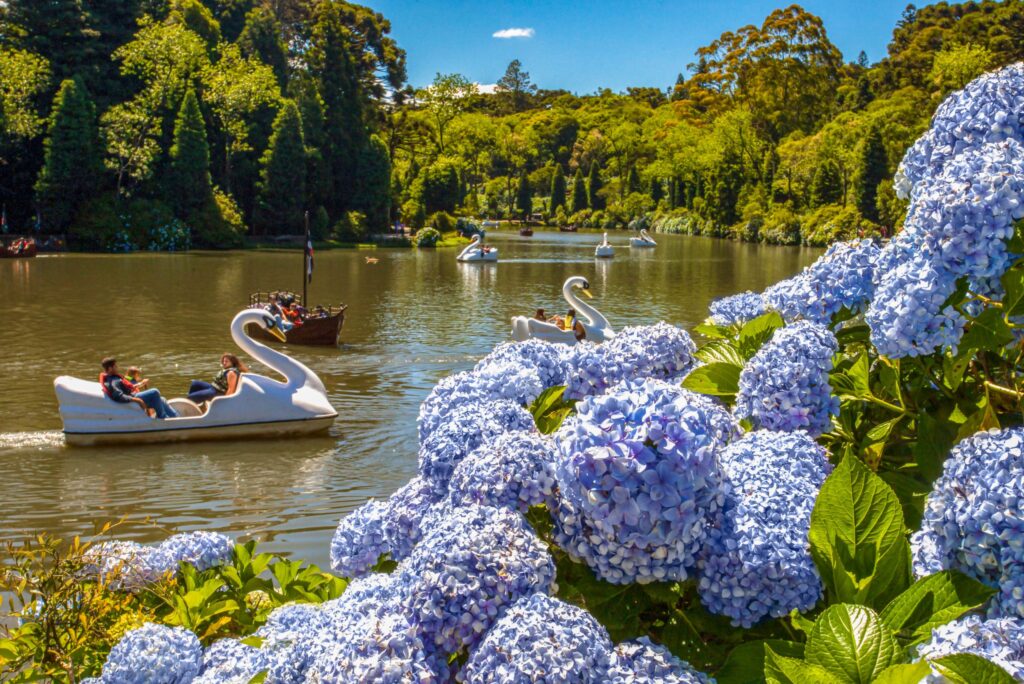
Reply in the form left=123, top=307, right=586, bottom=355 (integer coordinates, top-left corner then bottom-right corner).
left=492, top=27, right=535, bottom=39
left=475, top=83, right=498, bottom=94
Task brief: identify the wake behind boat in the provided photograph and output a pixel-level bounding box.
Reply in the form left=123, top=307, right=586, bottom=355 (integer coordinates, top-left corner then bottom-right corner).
left=53, top=310, right=337, bottom=445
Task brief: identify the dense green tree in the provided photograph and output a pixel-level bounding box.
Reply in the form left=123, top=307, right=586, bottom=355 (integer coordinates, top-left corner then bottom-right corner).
left=515, top=172, right=531, bottom=219
left=587, top=164, right=604, bottom=210
left=169, top=0, right=222, bottom=53
left=496, top=59, right=537, bottom=113
left=34, top=77, right=100, bottom=233
left=809, top=160, right=843, bottom=207
left=570, top=168, right=587, bottom=213
left=256, top=100, right=305, bottom=235
left=418, top=72, right=476, bottom=155
left=0, top=49, right=50, bottom=140
left=626, top=166, right=641, bottom=194
left=550, top=170, right=567, bottom=213
left=650, top=177, right=664, bottom=204
left=167, top=89, right=213, bottom=223
left=854, top=124, right=888, bottom=222
left=418, top=159, right=459, bottom=214
left=353, top=134, right=392, bottom=229
left=238, top=6, right=289, bottom=88
left=1, top=0, right=87, bottom=87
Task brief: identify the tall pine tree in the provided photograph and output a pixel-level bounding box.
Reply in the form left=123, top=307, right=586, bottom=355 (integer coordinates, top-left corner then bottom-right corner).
left=35, top=77, right=100, bottom=233
left=650, top=177, right=664, bottom=204
left=854, top=125, right=887, bottom=222
left=809, top=160, right=843, bottom=207
left=550, top=169, right=567, bottom=213
left=256, top=100, right=306, bottom=235
left=238, top=7, right=289, bottom=89
left=167, top=89, right=213, bottom=225
left=353, top=135, right=392, bottom=230
left=587, top=164, right=604, bottom=210
left=515, top=173, right=531, bottom=219
left=570, top=168, right=587, bottom=214
left=626, top=166, right=641, bottom=195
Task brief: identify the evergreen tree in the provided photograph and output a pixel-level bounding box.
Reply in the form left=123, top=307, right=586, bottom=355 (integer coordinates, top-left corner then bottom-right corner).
left=2, top=0, right=87, bottom=86
left=587, top=164, right=604, bottom=210
left=809, top=160, right=843, bottom=207
left=167, top=89, right=213, bottom=224
left=549, top=169, right=567, bottom=213
left=495, top=59, right=537, bottom=113
left=626, top=166, right=641, bottom=195
left=515, top=172, right=531, bottom=219
left=80, top=0, right=147, bottom=106
left=34, top=77, right=100, bottom=232
left=650, top=177, right=664, bottom=204
left=854, top=124, right=888, bottom=222
left=570, top=168, right=588, bottom=213
left=238, top=7, right=289, bottom=88
left=256, top=100, right=306, bottom=235
left=295, top=83, right=330, bottom=212
left=353, top=135, right=392, bottom=230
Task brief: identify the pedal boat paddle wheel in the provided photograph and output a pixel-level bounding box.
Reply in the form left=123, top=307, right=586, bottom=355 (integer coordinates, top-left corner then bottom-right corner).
left=53, top=310, right=337, bottom=446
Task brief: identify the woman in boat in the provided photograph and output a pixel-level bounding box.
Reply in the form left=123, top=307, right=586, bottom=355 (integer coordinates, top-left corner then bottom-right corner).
left=186, top=354, right=249, bottom=404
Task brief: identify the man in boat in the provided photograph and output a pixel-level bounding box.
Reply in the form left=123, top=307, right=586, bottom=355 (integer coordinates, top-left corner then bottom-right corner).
left=534, top=308, right=547, bottom=321
left=562, top=308, right=586, bottom=341
left=100, top=357, right=178, bottom=419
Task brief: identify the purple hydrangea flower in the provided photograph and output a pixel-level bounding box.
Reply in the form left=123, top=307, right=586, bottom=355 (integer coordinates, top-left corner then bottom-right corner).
left=378, top=476, right=442, bottom=562
left=916, top=614, right=1024, bottom=680
left=552, top=379, right=736, bottom=584
left=734, top=321, right=839, bottom=437
left=607, top=637, right=713, bottom=684
left=100, top=623, right=202, bottom=684
left=448, top=431, right=558, bottom=512
left=330, top=500, right=390, bottom=578
left=698, top=431, right=832, bottom=627
left=475, top=339, right=571, bottom=388
left=709, top=291, right=766, bottom=326
left=156, top=531, right=234, bottom=574
left=195, top=639, right=269, bottom=683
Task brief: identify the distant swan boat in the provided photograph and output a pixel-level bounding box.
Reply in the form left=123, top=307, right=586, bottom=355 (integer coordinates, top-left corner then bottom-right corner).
left=457, top=234, right=498, bottom=262
left=595, top=232, right=614, bottom=258
left=630, top=228, right=657, bottom=247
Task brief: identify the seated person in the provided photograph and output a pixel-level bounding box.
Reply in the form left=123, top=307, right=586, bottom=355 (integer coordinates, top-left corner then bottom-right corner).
left=285, top=302, right=304, bottom=328
left=563, top=308, right=586, bottom=341
left=125, top=366, right=149, bottom=390
left=100, top=357, right=177, bottom=419
left=534, top=308, right=547, bottom=321
left=187, top=354, right=249, bottom=404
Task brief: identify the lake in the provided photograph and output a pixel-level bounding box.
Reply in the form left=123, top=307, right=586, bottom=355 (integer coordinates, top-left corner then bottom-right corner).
left=0, top=230, right=819, bottom=569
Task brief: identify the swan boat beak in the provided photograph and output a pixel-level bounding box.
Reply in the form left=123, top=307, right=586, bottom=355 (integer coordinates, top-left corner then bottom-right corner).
left=262, top=314, right=289, bottom=342
left=580, top=288, right=593, bottom=299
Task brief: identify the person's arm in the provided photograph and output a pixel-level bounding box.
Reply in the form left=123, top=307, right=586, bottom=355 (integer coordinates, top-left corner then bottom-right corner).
left=108, top=378, right=146, bottom=410
left=226, top=370, right=240, bottom=396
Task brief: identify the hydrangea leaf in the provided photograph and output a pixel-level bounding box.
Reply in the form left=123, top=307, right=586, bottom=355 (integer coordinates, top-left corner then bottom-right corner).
left=871, top=662, right=931, bottom=684
left=737, top=311, right=785, bottom=360
left=999, top=257, right=1024, bottom=320
left=930, top=653, right=1017, bottom=684
left=804, top=604, right=901, bottom=684
left=764, top=645, right=844, bottom=684
left=694, top=321, right=732, bottom=339
left=958, top=307, right=1014, bottom=352
left=716, top=639, right=804, bottom=684
left=681, top=362, right=741, bottom=398
left=694, top=338, right=745, bottom=366
left=830, top=352, right=872, bottom=402
left=808, top=456, right=912, bottom=610
left=835, top=324, right=871, bottom=347
left=879, top=570, right=995, bottom=646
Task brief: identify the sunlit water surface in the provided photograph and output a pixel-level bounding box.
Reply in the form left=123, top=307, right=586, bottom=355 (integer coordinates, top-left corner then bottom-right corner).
left=0, top=231, right=819, bottom=568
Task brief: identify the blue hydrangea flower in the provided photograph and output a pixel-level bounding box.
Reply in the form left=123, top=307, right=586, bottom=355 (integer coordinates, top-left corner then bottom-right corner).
left=398, top=504, right=557, bottom=656
left=157, top=531, right=234, bottom=574
left=915, top=614, right=1024, bottom=681
left=458, top=593, right=614, bottom=683
left=698, top=431, right=831, bottom=627
left=254, top=603, right=334, bottom=683
left=911, top=428, right=1024, bottom=619
left=418, top=400, right=535, bottom=497
left=195, top=639, right=269, bottom=683
left=475, top=339, right=571, bottom=388
left=448, top=431, right=557, bottom=512
left=320, top=572, right=406, bottom=623
left=84, top=540, right=168, bottom=591
left=377, top=476, right=442, bottom=562
left=564, top=342, right=619, bottom=400
left=100, top=623, right=202, bottom=684
left=734, top=321, right=839, bottom=437
left=330, top=500, right=390, bottom=578
left=709, top=291, right=765, bottom=326
left=552, top=379, right=736, bottom=584
left=607, top=637, right=713, bottom=684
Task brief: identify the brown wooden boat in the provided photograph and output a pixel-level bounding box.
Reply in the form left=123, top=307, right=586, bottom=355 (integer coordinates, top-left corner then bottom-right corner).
left=246, top=292, right=347, bottom=346
left=559, top=226, right=578, bottom=233
left=519, top=226, right=534, bottom=236
left=1, top=236, right=37, bottom=258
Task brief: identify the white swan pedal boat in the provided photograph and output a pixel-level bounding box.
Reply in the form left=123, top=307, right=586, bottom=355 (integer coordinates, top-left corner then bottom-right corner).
left=457, top=234, right=498, bottom=262
left=53, top=310, right=338, bottom=446
left=595, top=232, right=614, bottom=258
left=630, top=228, right=657, bottom=247
left=511, top=276, right=615, bottom=345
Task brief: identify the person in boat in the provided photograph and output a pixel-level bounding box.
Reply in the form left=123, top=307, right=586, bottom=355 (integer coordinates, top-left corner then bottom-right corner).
left=263, top=293, right=294, bottom=332
left=562, top=308, right=586, bottom=341
left=285, top=302, right=304, bottom=328
left=125, top=366, right=149, bottom=390
left=100, top=357, right=178, bottom=419
left=534, top=308, right=547, bottom=321
left=186, top=353, right=249, bottom=404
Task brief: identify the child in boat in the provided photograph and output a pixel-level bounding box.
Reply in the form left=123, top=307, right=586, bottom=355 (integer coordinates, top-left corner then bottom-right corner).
left=187, top=354, right=249, bottom=404
left=100, top=357, right=178, bottom=419
left=125, top=366, right=149, bottom=390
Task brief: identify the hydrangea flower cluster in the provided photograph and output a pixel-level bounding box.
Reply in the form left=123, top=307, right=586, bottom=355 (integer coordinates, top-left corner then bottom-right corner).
left=763, top=240, right=880, bottom=324
left=329, top=499, right=389, bottom=577
left=911, top=427, right=1024, bottom=619
left=85, top=531, right=234, bottom=591
left=418, top=399, right=535, bottom=496
left=475, top=339, right=570, bottom=388
left=457, top=593, right=614, bottom=683
left=96, top=623, right=202, bottom=684
left=607, top=637, right=713, bottom=684
left=307, top=612, right=442, bottom=683
left=698, top=431, right=831, bottom=627
left=193, top=639, right=268, bottom=684
left=916, top=615, right=1024, bottom=681
left=553, top=379, right=736, bottom=584
left=448, top=431, right=557, bottom=512
left=708, top=291, right=765, bottom=326
left=377, top=476, right=441, bottom=561
left=734, top=321, right=839, bottom=437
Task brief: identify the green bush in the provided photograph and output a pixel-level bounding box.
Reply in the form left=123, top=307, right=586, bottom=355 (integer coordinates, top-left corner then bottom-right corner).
left=760, top=205, right=802, bottom=245
left=800, top=204, right=879, bottom=246
left=311, top=205, right=331, bottom=241
left=190, top=188, right=245, bottom=249
left=401, top=198, right=426, bottom=230
left=69, top=196, right=121, bottom=251
left=429, top=211, right=455, bottom=233
left=568, top=209, right=592, bottom=227
left=414, top=226, right=441, bottom=248
left=333, top=210, right=369, bottom=242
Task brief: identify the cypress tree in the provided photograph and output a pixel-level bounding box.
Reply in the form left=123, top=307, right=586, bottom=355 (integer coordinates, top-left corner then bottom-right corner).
left=810, top=160, right=843, bottom=207
left=515, top=173, right=532, bottom=219
left=854, top=125, right=888, bottom=222
left=238, top=7, right=289, bottom=88
left=570, top=168, right=588, bottom=213
left=626, top=166, right=641, bottom=195
left=256, top=101, right=307, bottom=235
left=35, top=77, right=100, bottom=233
left=587, top=164, right=604, bottom=210
left=650, top=177, right=664, bottom=204
left=167, top=89, right=213, bottom=224
left=550, top=169, right=567, bottom=213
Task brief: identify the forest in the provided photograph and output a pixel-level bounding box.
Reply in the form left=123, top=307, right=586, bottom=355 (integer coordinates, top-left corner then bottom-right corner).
left=1, top=0, right=1023, bottom=249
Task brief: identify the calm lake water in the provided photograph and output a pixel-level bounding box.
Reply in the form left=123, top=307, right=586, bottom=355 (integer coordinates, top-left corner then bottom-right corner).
left=0, top=231, right=819, bottom=569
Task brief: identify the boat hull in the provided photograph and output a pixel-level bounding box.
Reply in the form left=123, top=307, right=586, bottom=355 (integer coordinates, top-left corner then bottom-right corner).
left=246, top=309, right=344, bottom=346
left=63, top=415, right=335, bottom=446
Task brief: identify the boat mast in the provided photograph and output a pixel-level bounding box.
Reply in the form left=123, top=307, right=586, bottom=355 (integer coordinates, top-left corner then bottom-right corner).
left=303, top=211, right=309, bottom=307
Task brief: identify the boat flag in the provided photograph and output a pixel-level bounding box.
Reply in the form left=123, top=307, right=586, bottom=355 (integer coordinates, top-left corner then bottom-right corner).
left=305, top=227, right=314, bottom=283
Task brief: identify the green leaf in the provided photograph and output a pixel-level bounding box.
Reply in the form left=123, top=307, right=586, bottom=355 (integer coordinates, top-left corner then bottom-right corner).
left=959, top=308, right=1014, bottom=351
left=529, top=385, right=576, bottom=434
left=694, top=321, right=732, bottom=339
left=913, top=413, right=959, bottom=482
left=999, top=256, right=1024, bottom=319
left=529, top=385, right=567, bottom=420
left=717, top=640, right=804, bottom=684
left=955, top=395, right=1000, bottom=442
left=831, top=353, right=873, bottom=401
left=246, top=672, right=269, bottom=684
left=872, top=662, right=932, bottom=684
left=681, top=362, right=741, bottom=398
left=808, top=456, right=912, bottom=610
left=835, top=324, right=871, bottom=347
left=804, top=604, right=901, bottom=683
left=764, top=646, right=843, bottom=684
left=879, top=571, right=995, bottom=646
left=695, top=338, right=746, bottom=366
left=737, top=311, right=785, bottom=360
left=930, top=653, right=1017, bottom=684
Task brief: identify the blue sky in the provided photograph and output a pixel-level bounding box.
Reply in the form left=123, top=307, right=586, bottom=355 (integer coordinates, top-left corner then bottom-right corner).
left=368, top=0, right=917, bottom=93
